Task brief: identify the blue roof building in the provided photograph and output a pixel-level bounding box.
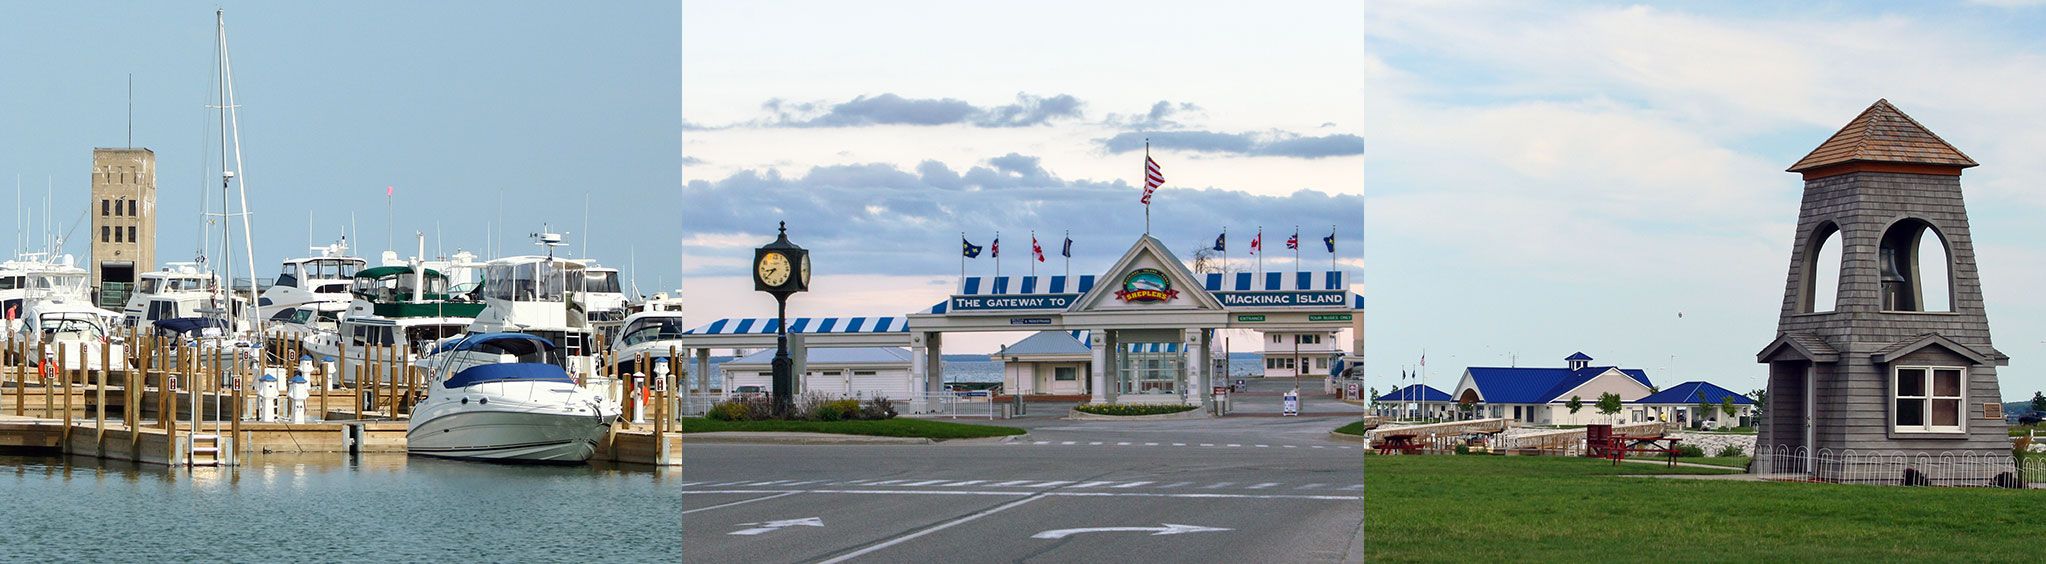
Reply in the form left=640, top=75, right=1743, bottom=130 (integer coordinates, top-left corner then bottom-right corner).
left=1637, top=381, right=1758, bottom=428
left=1449, top=352, right=1658, bottom=425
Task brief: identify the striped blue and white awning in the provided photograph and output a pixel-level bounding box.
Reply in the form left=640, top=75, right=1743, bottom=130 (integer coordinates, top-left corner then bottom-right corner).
left=683, top=316, right=908, bottom=336
left=1123, top=342, right=1183, bottom=353
left=1203, top=271, right=1347, bottom=292
left=958, top=275, right=1096, bottom=296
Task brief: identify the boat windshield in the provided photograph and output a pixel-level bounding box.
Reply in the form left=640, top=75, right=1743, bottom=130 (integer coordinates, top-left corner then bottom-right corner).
left=574, top=270, right=622, bottom=294
left=29, top=273, right=86, bottom=294
left=467, top=336, right=564, bottom=366
left=147, top=277, right=213, bottom=293
left=39, top=316, right=104, bottom=340
left=482, top=261, right=576, bottom=302
left=306, top=259, right=362, bottom=279
left=620, top=317, right=687, bottom=346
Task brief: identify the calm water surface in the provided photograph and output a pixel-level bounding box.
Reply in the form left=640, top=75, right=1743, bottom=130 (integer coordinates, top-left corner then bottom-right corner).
left=0, top=453, right=679, bottom=562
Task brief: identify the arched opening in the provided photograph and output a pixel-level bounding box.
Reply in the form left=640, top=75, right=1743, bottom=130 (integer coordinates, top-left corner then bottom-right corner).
left=1801, top=223, right=1842, bottom=313
left=1879, top=219, right=1953, bottom=312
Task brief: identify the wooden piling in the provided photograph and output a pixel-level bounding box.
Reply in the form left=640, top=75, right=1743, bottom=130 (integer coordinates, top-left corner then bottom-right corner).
left=60, top=343, right=71, bottom=442
left=96, top=339, right=107, bottom=444
left=13, top=335, right=23, bottom=416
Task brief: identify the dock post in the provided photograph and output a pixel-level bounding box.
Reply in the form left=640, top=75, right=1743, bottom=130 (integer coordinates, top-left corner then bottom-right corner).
left=61, top=343, right=72, bottom=444
left=40, top=341, right=51, bottom=418
left=96, top=340, right=107, bottom=448
left=13, top=336, right=23, bottom=416
left=317, top=353, right=329, bottom=421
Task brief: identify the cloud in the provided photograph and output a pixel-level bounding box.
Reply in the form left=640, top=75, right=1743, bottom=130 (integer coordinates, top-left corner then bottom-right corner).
left=755, top=92, right=1084, bottom=128
left=1101, top=130, right=1364, bottom=158
left=682, top=155, right=1359, bottom=277
left=1105, top=100, right=1203, bottom=130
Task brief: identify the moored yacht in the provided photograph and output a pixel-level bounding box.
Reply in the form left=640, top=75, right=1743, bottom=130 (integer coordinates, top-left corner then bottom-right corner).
left=256, top=239, right=364, bottom=323
left=407, top=332, right=619, bottom=463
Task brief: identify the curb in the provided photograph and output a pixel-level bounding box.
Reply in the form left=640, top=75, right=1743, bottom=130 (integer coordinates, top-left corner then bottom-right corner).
left=1329, top=430, right=1366, bottom=443
left=1063, top=407, right=1212, bottom=421
left=682, top=432, right=935, bottom=445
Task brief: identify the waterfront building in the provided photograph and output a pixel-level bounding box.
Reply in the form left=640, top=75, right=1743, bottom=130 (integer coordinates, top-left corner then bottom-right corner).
left=1260, top=329, right=1342, bottom=378
left=1635, top=381, right=1757, bottom=428
left=89, top=147, right=157, bottom=308
left=1374, top=384, right=1453, bottom=420
left=996, top=331, right=1093, bottom=397
left=1755, top=100, right=2012, bottom=480
left=719, top=346, right=915, bottom=399
left=1449, top=352, right=1655, bottom=424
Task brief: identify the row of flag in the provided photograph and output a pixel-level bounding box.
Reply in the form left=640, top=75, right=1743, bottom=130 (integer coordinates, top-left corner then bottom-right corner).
left=1213, top=228, right=1336, bottom=254
left=961, top=233, right=1069, bottom=262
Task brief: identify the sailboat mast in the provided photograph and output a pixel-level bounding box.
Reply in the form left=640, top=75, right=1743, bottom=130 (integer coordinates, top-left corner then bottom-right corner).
left=217, top=9, right=264, bottom=343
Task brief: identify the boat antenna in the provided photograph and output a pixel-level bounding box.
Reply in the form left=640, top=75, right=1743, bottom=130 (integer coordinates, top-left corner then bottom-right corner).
left=581, top=191, right=590, bottom=259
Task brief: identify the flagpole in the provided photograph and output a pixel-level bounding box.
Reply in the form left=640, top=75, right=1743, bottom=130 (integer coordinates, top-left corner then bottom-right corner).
left=1064, top=229, right=1070, bottom=277
left=1293, top=225, right=1300, bottom=275
left=960, top=231, right=966, bottom=281
left=1144, top=142, right=1151, bottom=235
left=1222, top=226, right=1228, bottom=276
left=1331, top=224, right=1338, bottom=272
left=995, top=230, right=1001, bottom=280
left=1029, top=230, right=1036, bottom=276
left=1256, top=226, right=1263, bottom=280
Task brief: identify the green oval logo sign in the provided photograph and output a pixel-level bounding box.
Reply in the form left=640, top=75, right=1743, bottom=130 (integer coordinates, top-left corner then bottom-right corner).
left=1115, top=268, right=1177, bottom=303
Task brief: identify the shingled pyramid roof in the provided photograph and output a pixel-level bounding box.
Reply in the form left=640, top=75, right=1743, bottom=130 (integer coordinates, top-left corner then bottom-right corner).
left=1787, top=99, right=1977, bottom=173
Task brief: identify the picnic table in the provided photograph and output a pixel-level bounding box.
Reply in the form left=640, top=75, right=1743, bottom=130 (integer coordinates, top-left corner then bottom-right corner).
left=1602, top=434, right=1682, bottom=467
left=1375, top=433, right=1422, bottom=455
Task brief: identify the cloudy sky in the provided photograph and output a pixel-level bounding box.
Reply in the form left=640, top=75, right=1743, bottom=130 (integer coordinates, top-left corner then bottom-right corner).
left=1367, top=1, right=2046, bottom=400
left=0, top=3, right=678, bottom=284
left=682, top=1, right=1365, bottom=353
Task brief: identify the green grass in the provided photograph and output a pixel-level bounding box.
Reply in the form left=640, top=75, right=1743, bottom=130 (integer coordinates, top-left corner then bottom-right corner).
left=1368, top=455, right=2045, bottom=561
left=678, top=417, right=1025, bottom=439
left=2009, top=424, right=2046, bottom=437
left=1335, top=420, right=1368, bottom=436
left=1684, top=456, right=1752, bottom=468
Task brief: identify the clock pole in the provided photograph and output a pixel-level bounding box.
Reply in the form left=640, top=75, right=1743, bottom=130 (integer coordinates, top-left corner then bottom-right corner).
left=754, top=221, right=809, bottom=419
left=772, top=292, right=792, bottom=417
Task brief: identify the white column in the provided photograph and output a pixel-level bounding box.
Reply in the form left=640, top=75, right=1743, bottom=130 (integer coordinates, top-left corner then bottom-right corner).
left=1182, top=328, right=1201, bottom=407
left=911, top=332, right=930, bottom=413
left=1089, top=331, right=1108, bottom=404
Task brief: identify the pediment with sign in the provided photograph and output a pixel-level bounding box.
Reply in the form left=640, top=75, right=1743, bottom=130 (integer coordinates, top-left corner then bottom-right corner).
left=1071, top=236, right=1225, bottom=313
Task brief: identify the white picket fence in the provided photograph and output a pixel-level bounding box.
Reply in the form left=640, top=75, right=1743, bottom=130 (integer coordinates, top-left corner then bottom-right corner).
left=1751, top=445, right=2030, bottom=488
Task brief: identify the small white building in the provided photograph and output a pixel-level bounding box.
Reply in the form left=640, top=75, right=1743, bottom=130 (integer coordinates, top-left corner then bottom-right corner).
left=1635, top=381, right=1758, bottom=429
left=1261, top=330, right=1342, bottom=378
left=720, top=347, right=915, bottom=400
left=996, top=331, right=1092, bottom=396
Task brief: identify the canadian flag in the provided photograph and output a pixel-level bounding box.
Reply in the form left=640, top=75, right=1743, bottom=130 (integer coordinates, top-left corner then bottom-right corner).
left=1250, top=231, right=1262, bottom=254
left=1031, top=236, right=1045, bottom=262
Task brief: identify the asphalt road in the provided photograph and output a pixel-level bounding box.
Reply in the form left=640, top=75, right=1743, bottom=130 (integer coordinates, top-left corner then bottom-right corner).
left=681, top=379, right=1365, bottom=563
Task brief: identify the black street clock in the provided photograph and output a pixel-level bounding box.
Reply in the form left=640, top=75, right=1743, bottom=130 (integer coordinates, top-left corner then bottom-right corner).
left=753, top=222, right=808, bottom=416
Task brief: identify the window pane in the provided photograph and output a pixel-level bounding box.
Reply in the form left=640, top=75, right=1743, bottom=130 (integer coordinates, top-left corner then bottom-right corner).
left=1896, top=398, right=1925, bottom=427
left=1896, top=368, right=1926, bottom=397
left=1933, top=369, right=1962, bottom=397
left=1932, top=399, right=1960, bottom=427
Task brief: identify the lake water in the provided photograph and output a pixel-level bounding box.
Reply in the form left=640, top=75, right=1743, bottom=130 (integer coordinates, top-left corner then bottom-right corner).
left=0, top=453, right=678, bottom=562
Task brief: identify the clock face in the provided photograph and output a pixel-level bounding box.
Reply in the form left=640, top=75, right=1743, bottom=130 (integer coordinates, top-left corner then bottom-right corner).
left=800, top=254, right=811, bottom=287
left=757, top=251, right=792, bottom=286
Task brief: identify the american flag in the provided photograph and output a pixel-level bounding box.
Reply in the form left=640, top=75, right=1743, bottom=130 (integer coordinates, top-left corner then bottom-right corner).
left=1140, top=156, right=1164, bottom=204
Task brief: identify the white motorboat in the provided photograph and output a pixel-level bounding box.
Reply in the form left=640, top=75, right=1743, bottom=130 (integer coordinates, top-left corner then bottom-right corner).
left=9, top=299, right=127, bottom=371
left=309, top=260, right=482, bottom=385
left=256, top=239, right=364, bottom=323
left=407, top=332, right=619, bottom=463
left=120, top=263, right=230, bottom=332
left=610, top=308, right=685, bottom=375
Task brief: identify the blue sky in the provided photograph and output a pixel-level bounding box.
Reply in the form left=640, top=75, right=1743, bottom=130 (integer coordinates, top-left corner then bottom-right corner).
left=0, top=2, right=679, bottom=287
left=1367, top=0, right=2046, bottom=400
left=682, top=1, right=1364, bottom=353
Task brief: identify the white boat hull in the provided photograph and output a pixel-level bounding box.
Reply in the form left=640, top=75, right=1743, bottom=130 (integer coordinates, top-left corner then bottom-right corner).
left=407, top=398, right=616, bottom=464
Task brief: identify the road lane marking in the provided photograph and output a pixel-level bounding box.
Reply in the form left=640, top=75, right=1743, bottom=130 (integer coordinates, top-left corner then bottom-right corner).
left=1161, top=481, right=1194, bottom=488
left=939, top=480, right=987, bottom=487
left=1203, top=482, right=1235, bottom=489
left=1299, top=483, right=1326, bottom=490
left=817, top=494, right=1049, bottom=564
left=728, top=517, right=824, bottom=536
left=1247, top=482, right=1279, bottom=489
left=680, top=491, right=800, bottom=515
left=681, top=489, right=1361, bottom=501
left=990, top=480, right=1033, bottom=487
left=1172, top=443, right=1187, bottom=446
left=901, top=480, right=949, bottom=486
left=1070, top=481, right=1117, bottom=488
left=1032, top=523, right=1231, bottom=540
left=1024, top=480, right=1073, bottom=488
left=1110, top=481, right=1154, bottom=488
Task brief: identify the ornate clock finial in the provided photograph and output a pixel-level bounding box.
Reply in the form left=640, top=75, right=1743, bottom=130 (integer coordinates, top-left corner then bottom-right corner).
left=779, top=221, right=787, bottom=236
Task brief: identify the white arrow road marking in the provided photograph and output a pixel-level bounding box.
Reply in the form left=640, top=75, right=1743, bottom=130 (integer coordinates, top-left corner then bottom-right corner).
left=1032, top=523, right=1232, bottom=540
left=728, top=517, right=824, bottom=536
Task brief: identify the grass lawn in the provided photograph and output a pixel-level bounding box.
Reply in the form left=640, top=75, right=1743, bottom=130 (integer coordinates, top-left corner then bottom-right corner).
left=1682, top=456, right=1751, bottom=469
left=1335, top=420, right=1368, bottom=436
left=2010, top=424, right=2046, bottom=437
left=1368, top=455, right=2045, bottom=561
left=678, top=417, right=1026, bottom=439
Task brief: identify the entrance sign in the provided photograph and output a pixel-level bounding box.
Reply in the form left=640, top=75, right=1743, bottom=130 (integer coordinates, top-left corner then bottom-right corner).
left=1115, top=268, right=1178, bottom=303
left=951, top=294, right=1077, bottom=311
left=1217, top=291, right=1346, bottom=308
left=1235, top=314, right=1265, bottom=322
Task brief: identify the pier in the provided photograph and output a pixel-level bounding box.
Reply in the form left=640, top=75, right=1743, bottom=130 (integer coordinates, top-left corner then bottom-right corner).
left=0, top=326, right=681, bottom=467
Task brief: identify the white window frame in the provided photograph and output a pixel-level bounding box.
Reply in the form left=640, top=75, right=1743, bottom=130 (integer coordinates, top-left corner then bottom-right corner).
left=1893, top=365, right=1966, bottom=433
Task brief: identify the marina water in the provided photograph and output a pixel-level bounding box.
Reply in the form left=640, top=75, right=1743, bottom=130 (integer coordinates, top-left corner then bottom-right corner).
left=0, top=453, right=678, bottom=561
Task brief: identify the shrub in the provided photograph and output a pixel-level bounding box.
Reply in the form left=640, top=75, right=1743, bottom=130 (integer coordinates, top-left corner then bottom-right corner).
left=1454, top=445, right=1470, bottom=455
left=861, top=397, right=897, bottom=420
left=1073, top=403, right=1198, bottom=416
left=706, top=401, right=750, bottom=422
left=1675, top=444, right=1706, bottom=458
left=1716, top=444, right=1746, bottom=458
left=813, top=399, right=862, bottom=422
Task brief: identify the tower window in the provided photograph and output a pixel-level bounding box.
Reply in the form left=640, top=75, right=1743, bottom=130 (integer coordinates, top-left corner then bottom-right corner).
left=112, top=226, right=121, bottom=243
left=1800, top=222, right=1842, bottom=313
left=1878, top=219, right=1953, bottom=312
left=127, top=226, right=136, bottom=242
left=101, top=200, right=110, bottom=216
left=128, top=200, right=136, bottom=216
left=101, top=226, right=110, bottom=243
